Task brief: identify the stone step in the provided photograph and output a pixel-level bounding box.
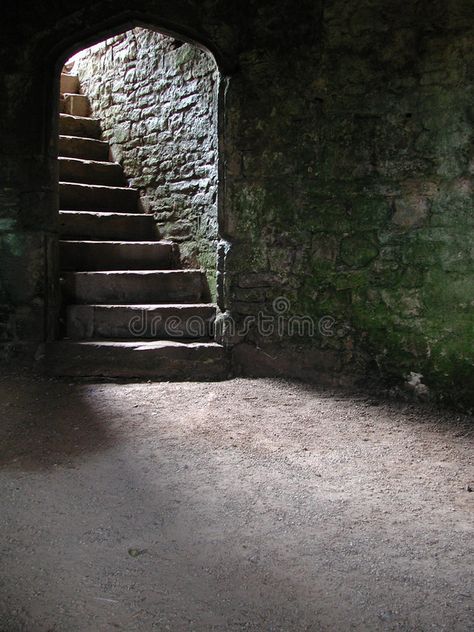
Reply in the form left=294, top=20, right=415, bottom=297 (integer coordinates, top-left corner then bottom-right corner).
left=60, top=73, right=79, bottom=95
left=60, top=240, right=179, bottom=271
left=59, top=157, right=124, bottom=186
left=59, top=211, right=159, bottom=240
left=61, top=270, right=209, bottom=304
left=61, top=93, right=90, bottom=117
left=60, top=182, right=139, bottom=212
left=45, top=340, right=231, bottom=380
left=59, top=135, right=109, bottom=161
left=59, top=114, right=101, bottom=139
left=66, top=304, right=217, bottom=339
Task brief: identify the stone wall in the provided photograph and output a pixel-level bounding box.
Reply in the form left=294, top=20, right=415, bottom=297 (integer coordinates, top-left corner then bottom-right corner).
left=216, top=1, right=474, bottom=409
left=0, top=0, right=473, bottom=409
left=73, top=28, right=219, bottom=295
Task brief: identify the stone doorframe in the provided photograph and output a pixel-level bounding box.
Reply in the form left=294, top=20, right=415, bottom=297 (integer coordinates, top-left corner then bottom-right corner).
left=44, top=11, right=235, bottom=342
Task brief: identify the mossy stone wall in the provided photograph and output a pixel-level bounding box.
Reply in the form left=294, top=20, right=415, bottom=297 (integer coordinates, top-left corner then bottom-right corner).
left=219, top=1, right=474, bottom=408
left=0, top=0, right=472, bottom=408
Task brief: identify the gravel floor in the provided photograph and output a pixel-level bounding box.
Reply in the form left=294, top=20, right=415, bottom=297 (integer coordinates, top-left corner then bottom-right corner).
left=0, top=375, right=472, bottom=631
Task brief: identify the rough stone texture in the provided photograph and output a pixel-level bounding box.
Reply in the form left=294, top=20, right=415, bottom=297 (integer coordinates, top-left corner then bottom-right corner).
left=72, top=28, right=219, bottom=295
left=0, top=0, right=473, bottom=409
left=218, top=0, right=474, bottom=410
left=46, top=340, right=230, bottom=379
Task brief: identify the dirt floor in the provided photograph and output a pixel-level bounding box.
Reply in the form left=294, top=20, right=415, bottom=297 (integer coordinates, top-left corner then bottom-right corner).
left=0, top=375, right=472, bottom=632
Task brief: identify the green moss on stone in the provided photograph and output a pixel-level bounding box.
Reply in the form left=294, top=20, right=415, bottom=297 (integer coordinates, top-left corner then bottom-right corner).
left=340, top=233, right=379, bottom=268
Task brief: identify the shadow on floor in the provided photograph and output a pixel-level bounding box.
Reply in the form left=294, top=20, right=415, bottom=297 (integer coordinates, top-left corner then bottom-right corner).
left=0, top=375, right=117, bottom=471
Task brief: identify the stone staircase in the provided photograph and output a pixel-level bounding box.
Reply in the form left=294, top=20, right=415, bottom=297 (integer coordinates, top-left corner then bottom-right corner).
left=46, top=72, right=230, bottom=379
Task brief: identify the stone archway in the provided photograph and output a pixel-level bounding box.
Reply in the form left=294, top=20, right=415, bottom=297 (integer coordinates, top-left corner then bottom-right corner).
left=0, top=2, right=239, bottom=362
left=44, top=13, right=234, bottom=345
left=38, top=16, right=237, bottom=378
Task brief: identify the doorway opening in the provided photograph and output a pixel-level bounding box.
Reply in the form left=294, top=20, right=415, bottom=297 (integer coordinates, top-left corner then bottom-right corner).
left=52, top=26, right=228, bottom=378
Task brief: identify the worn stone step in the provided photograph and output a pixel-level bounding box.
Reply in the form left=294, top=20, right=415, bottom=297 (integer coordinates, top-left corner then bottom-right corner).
left=59, top=157, right=125, bottom=186
left=59, top=135, right=109, bottom=161
left=60, top=240, right=179, bottom=271
left=59, top=211, right=159, bottom=240
left=66, top=304, right=217, bottom=339
left=60, top=73, right=79, bottom=95
left=45, top=340, right=231, bottom=380
left=59, top=114, right=101, bottom=139
left=61, top=270, right=209, bottom=304
left=62, top=93, right=90, bottom=117
left=60, top=182, right=139, bottom=212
